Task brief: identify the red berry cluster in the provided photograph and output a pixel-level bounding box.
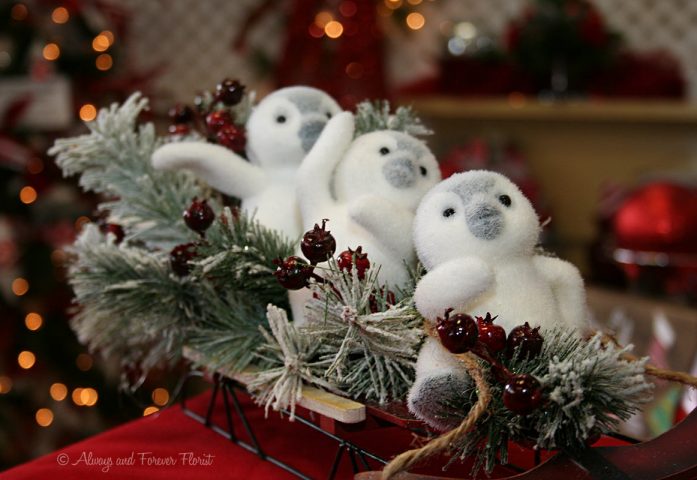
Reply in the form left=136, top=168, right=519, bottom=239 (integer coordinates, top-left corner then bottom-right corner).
left=273, top=220, right=391, bottom=313
left=169, top=197, right=217, bottom=276
left=435, top=310, right=545, bottom=415
left=167, top=78, right=247, bottom=154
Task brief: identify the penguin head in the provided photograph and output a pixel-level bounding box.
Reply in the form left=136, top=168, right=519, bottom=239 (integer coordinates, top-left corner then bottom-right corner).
left=334, top=130, right=441, bottom=211
left=246, top=86, right=341, bottom=169
left=413, top=170, right=540, bottom=270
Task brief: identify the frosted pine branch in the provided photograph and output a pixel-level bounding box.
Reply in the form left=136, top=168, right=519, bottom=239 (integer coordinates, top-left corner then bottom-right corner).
left=50, top=92, right=211, bottom=248
left=353, top=100, right=432, bottom=138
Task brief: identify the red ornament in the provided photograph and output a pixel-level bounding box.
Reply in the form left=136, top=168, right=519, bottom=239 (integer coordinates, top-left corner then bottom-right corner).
left=205, top=110, right=234, bottom=134
left=273, top=256, right=314, bottom=290
left=215, top=124, right=246, bottom=153
left=337, top=246, right=370, bottom=280
left=613, top=182, right=697, bottom=254
left=506, top=322, right=544, bottom=359
left=301, top=219, right=336, bottom=264
left=168, top=104, right=195, bottom=125
left=170, top=243, right=197, bottom=276
left=436, top=308, right=478, bottom=354
left=101, top=223, right=125, bottom=244
left=216, top=79, right=246, bottom=106
left=503, top=374, right=543, bottom=415
left=183, top=198, right=215, bottom=235
left=476, top=312, right=507, bottom=354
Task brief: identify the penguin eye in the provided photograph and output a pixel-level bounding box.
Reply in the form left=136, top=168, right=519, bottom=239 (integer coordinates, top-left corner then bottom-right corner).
left=442, top=208, right=455, bottom=218
left=325, top=112, right=332, bottom=119
left=498, top=194, right=512, bottom=207
left=419, top=166, right=427, bottom=176
left=276, top=115, right=287, bottom=124
left=379, top=147, right=390, bottom=155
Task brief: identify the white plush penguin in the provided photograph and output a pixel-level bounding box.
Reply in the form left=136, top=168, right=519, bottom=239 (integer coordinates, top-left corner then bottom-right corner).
left=151, top=86, right=341, bottom=239
left=407, top=170, right=589, bottom=431
left=291, top=112, right=441, bottom=324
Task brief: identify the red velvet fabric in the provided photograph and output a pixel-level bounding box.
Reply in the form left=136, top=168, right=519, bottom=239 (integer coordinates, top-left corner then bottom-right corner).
left=1, top=390, right=628, bottom=479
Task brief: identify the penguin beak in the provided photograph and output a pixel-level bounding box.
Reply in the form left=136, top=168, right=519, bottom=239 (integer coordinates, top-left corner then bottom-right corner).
left=299, top=118, right=327, bottom=152
left=466, top=203, right=503, bottom=240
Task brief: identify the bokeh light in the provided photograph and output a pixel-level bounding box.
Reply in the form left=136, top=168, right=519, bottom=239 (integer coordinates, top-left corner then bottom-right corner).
left=11, top=4, right=28, bottom=21
left=0, top=376, right=12, bottom=394
left=18, top=351, right=36, bottom=369
left=151, top=388, right=170, bottom=406
left=406, top=12, right=425, bottom=30
left=12, top=277, right=29, bottom=296
left=35, top=408, right=54, bottom=427
left=143, top=406, right=159, bottom=416
left=25, top=312, right=43, bottom=331
left=19, top=186, right=37, bottom=204
left=95, top=53, right=113, bottom=71
left=76, top=353, right=93, bottom=371
left=324, top=21, right=344, bottom=39
left=42, top=43, right=60, bottom=61
left=79, top=104, right=97, bottom=122
left=51, top=7, right=69, bottom=24
left=50, top=383, right=68, bottom=401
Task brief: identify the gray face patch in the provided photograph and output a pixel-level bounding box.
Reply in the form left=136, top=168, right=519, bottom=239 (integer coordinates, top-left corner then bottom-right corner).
left=299, top=119, right=327, bottom=152
left=287, top=92, right=323, bottom=114
left=466, top=203, right=503, bottom=240
left=450, top=177, right=495, bottom=205
left=383, top=157, right=416, bottom=189
left=396, top=136, right=428, bottom=158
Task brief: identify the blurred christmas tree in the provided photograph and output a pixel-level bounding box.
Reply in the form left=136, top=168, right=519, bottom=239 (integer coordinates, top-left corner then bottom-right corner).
left=0, top=1, right=163, bottom=469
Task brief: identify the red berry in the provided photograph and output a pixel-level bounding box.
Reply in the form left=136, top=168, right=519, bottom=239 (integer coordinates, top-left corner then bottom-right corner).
left=337, top=246, right=370, bottom=280
left=436, top=308, right=478, bottom=354
left=503, top=374, right=543, bottom=415
left=368, top=288, right=396, bottom=313
left=168, top=104, right=194, bottom=124
left=183, top=198, right=215, bottom=235
left=101, top=223, right=125, bottom=244
left=205, top=110, right=234, bottom=133
left=215, top=78, right=245, bottom=106
left=506, top=322, right=544, bottom=359
left=301, top=219, right=336, bottom=264
left=170, top=243, right=197, bottom=276
left=476, top=312, right=507, bottom=354
left=215, top=124, right=246, bottom=153
left=273, top=256, right=314, bottom=290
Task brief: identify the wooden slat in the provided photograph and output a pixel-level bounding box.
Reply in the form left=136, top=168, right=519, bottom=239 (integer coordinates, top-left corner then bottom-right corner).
left=182, top=347, right=366, bottom=424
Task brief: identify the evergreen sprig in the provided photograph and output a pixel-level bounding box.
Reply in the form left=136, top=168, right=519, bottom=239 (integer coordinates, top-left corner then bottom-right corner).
left=449, top=330, right=653, bottom=473
left=353, top=100, right=432, bottom=138
left=68, top=224, right=201, bottom=389
left=50, top=92, right=211, bottom=249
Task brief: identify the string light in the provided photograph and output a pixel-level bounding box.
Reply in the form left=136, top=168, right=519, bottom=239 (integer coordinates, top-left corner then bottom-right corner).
left=143, top=406, right=159, bottom=416
left=76, top=353, right=93, bottom=371
left=100, top=30, right=114, bottom=45
left=0, top=376, right=12, bottom=394
left=324, top=21, right=344, bottom=39
left=339, top=1, right=357, bottom=17
left=79, top=104, right=97, bottom=121
left=50, top=383, right=68, bottom=401
left=151, top=388, right=170, bottom=406
left=72, top=388, right=84, bottom=405
left=95, top=53, right=113, bottom=71
left=384, top=0, right=403, bottom=10
left=18, top=351, right=36, bottom=369
left=25, top=312, right=43, bottom=331
left=51, top=7, right=69, bottom=24
left=314, top=11, right=332, bottom=28
left=19, top=186, right=37, bottom=204
left=12, top=277, right=29, bottom=296
left=27, top=158, right=44, bottom=174
left=80, top=388, right=98, bottom=406
left=11, top=4, right=28, bottom=21
left=345, top=62, right=364, bottom=79
left=406, top=12, right=425, bottom=30
left=42, top=43, right=60, bottom=61
left=92, top=34, right=110, bottom=52
left=36, top=408, right=54, bottom=427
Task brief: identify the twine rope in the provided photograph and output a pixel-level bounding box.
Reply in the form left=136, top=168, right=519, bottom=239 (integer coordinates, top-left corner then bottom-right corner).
left=381, top=352, right=490, bottom=479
